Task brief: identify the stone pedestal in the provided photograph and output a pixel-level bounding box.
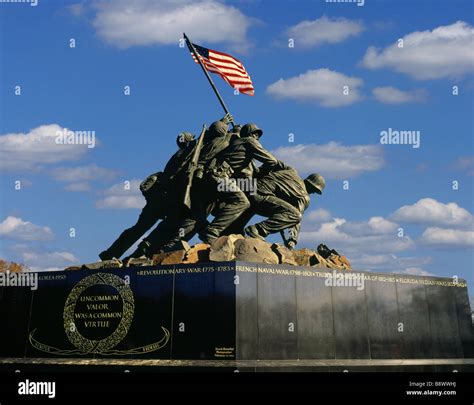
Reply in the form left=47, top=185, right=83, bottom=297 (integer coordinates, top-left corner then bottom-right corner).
left=0, top=262, right=473, bottom=370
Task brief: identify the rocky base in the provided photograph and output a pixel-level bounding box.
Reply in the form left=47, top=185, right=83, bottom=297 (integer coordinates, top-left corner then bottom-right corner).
left=154, top=235, right=351, bottom=270
left=67, top=235, right=351, bottom=271
left=65, top=235, right=352, bottom=270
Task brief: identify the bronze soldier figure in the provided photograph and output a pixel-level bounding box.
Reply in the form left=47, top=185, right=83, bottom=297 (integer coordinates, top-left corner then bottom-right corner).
left=148, top=116, right=237, bottom=251
left=98, top=132, right=196, bottom=260
left=198, top=122, right=284, bottom=244
left=244, top=169, right=326, bottom=249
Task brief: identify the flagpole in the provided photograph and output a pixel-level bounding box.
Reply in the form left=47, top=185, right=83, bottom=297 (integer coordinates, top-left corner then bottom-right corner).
left=183, top=32, right=235, bottom=127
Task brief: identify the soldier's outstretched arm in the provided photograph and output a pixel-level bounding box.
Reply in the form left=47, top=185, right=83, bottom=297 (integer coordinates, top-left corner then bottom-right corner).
left=247, top=138, right=278, bottom=166
left=257, top=160, right=292, bottom=178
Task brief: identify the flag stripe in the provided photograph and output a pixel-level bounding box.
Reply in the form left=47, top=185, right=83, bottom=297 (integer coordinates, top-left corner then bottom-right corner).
left=209, top=60, right=248, bottom=75
left=205, top=63, right=252, bottom=81
left=188, top=41, right=254, bottom=96
left=192, top=55, right=249, bottom=78
left=208, top=50, right=245, bottom=69
left=208, top=52, right=246, bottom=72
left=197, top=59, right=253, bottom=85
left=197, top=61, right=253, bottom=88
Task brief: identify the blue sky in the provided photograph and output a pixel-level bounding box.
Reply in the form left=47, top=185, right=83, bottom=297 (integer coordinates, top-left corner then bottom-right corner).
left=0, top=0, right=472, bottom=294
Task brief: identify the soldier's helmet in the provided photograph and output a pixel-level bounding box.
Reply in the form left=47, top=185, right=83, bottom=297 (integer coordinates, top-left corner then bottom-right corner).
left=305, top=173, right=326, bottom=194
left=240, top=123, right=263, bottom=138
left=208, top=120, right=228, bottom=138
left=176, top=132, right=195, bottom=148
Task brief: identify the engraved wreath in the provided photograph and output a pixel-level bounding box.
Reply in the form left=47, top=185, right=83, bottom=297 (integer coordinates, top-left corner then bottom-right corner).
left=63, top=272, right=134, bottom=353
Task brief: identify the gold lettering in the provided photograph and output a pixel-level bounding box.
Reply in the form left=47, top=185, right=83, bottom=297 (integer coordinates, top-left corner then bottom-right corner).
left=214, top=346, right=235, bottom=358
left=79, top=295, right=120, bottom=302
left=74, top=312, right=122, bottom=319
left=84, top=320, right=110, bottom=328
left=86, top=303, right=109, bottom=310
left=124, top=264, right=467, bottom=288
left=142, top=343, right=161, bottom=352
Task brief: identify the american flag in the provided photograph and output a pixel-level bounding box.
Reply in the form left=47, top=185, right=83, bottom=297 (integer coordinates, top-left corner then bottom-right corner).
left=187, top=42, right=255, bottom=96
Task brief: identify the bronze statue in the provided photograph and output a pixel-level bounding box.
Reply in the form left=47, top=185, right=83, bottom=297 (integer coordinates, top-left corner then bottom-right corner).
left=98, top=132, right=195, bottom=260
left=198, top=122, right=284, bottom=244
left=245, top=170, right=325, bottom=249
left=99, top=117, right=326, bottom=260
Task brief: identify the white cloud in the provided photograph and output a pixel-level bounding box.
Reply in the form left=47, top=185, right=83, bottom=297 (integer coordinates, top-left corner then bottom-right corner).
left=352, top=254, right=397, bottom=267
left=304, top=208, right=332, bottom=224
left=0, top=124, right=97, bottom=171
left=21, top=251, right=79, bottom=272
left=372, top=86, right=427, bottom=104
left=420, top=227, right=474, bottom=248
left=64, top=182, right=91, bottom=192
left=351, top=254, right=433, bottom=273
left=340, top=216, right=398, bottom=236
left=292, top=205, right=443, bottom=273
left=0, top=216, right=53, bottom=241
left=361, top=21, right=474, bottom=80
left=300, top=217, right=415, bottom=255
left=92, top=0, right=252, bottom=50
left=391, top=198, right=473, bottom=228
left=97, top=196, right=145, bottom=209
left=266, top=68, right=363, bottom=107
left=51, top=164, right=119, bottom=182
left=96, top=179, right=145, bottom=209
left=272, top=142, right=384, bottom=179
left=286, top=15, right=364, bottom=48
left=399, top=267, right=434, bottom=276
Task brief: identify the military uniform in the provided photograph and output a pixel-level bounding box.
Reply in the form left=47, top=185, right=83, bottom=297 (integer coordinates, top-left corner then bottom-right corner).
left=199, top=124, right=281, bottom=242
left=98, top=177, right=167, bottom=260
left=249, top=168, right=309, bottom=245
left=246, top=170, right=325, bottom=247
left=156, top=120, right=237, bottom=249
left=160, top=135, right=197, bottom=189
left=98, top=134, right=195, bottom=260
left=215, top=136, right=279, bottom=178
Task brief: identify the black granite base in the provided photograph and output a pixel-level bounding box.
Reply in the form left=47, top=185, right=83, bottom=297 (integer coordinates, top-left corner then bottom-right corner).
left=0, top=262, right=472, bottom=364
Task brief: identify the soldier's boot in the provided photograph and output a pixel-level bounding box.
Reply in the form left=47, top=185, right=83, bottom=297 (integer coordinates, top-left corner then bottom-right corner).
left=99, top=250, right=114, bottom=261
left=244, top=224, right=266, bottom=240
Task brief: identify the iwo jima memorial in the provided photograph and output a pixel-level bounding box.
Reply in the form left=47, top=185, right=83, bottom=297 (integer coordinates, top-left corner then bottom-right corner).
left=1, top=34, right=473, bottom=372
